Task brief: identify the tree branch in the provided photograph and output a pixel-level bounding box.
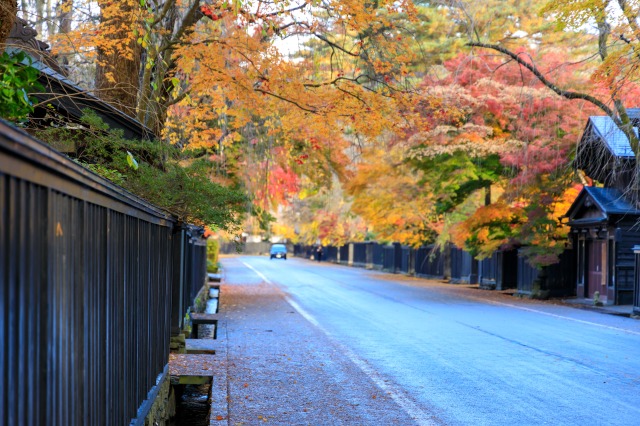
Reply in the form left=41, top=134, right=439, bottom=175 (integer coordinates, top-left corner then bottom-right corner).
left=172, top=0, right=204, bottom=46
left=257, top=2, right=308, bottom=18
left=467, top=42, right=615, bottom=117
left=304, top=29, right=360, bottom=57
left=617, top=0, right=640, bottom=42
left=253, top=88, right=319, bottom=113
left=164, top=90, right=189, bottom=108
left=302, top=74, right=373, bottom=88
left=151, top=0, right=176, bottom=27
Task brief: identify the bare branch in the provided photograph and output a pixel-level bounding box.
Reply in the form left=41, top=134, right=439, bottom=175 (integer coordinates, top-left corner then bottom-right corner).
left=257, top=2, right=308, bottom=18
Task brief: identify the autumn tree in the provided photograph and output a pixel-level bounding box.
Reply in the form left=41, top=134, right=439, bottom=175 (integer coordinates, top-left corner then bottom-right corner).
left=345, top=140, right=439, bottom=246
left=343, top=47, right=598, bottom=264
left=34, top=0, right=620, bottom=260
left=93, top=0, right=143, bottom=117
left=0, top=1, right=16, bottom=45
left=283, top=175, right=367, bottom=246
left=425, top=52, right=596, bottom=264
left=446, top=0, right=640, bottom=199
left=161, top=0, right=430, bottom=231
left=35, top=0, right=433, bottom=239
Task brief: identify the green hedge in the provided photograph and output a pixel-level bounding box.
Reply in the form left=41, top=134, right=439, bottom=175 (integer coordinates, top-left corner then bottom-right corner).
left=207, top=238, right=219, bottom=273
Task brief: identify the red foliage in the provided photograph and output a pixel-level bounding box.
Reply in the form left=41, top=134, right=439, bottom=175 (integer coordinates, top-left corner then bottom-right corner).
left=253, top=165, right=300, bottom=208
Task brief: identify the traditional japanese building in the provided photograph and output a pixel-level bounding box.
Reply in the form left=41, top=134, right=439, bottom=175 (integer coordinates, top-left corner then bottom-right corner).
left=567, top=114, right=640, bottom=305
left=5, top=17, right=153, bottom=142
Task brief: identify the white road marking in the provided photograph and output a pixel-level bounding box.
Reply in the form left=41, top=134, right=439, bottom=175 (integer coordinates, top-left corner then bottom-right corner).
left=285, top=297, right=439, bottom=426
left=465, top=296, right=640, bottom=336
left=241, top=260, right=439, bottom=426
left=242, top=261, right=273, bottom=284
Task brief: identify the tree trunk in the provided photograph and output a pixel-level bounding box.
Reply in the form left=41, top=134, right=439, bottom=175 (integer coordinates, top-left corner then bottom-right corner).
left=57, top=0, right=72, bottom=34
left=56, top=0, right=72, bottom=67
left=45, top=0, right=54, bottom=37
left=137, top=0, right=202, bottom=135
left=34, top=0, right=44, bottom=35
left=0, top=0, right=17, bottom=46
left=94, top=2, right=141, bottom=118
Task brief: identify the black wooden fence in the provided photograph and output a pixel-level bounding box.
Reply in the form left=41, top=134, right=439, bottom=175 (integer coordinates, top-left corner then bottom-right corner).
left=634, top=246, right=640, bottom=315
left=382, top=245, right=395, bottom=271
left=324, top=245, right=338, bottom=262
left=450, top=246, right=476, bottom=283
left=286, top=241, right=574, bottom=297
left=415, top=245, right=445, bottom=278
left=171, top=225, right=208, bottom=335
left=517, top=248, right=576, bottom=298
left=0, top=121, right=207, bottom=425
left=339, top=245, right=349, bottom=264
left=352, top=242, right=368, bottom=267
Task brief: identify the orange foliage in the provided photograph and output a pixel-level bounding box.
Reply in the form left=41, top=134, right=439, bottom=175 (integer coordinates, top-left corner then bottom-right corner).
left=345, top=144, right=438, bottom=246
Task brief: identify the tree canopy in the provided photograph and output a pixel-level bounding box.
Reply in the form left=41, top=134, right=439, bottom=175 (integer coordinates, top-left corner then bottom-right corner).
left=7, top=0, right=640, bottom=264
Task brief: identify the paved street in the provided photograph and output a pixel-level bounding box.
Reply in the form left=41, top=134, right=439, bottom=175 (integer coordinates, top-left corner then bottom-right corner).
left=214, top=255, right=640, bottom=425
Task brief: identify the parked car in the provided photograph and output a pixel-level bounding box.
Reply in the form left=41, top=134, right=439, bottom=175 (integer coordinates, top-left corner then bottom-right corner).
left=270, top=243, right=287, bottom=260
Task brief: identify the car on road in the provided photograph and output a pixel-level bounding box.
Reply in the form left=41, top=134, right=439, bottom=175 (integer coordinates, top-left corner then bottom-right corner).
left=270, top=243, right=287, bottom=260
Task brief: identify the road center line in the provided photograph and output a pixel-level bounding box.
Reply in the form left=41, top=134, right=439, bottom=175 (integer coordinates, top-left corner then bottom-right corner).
left=241, top=261, right=439, bottom=426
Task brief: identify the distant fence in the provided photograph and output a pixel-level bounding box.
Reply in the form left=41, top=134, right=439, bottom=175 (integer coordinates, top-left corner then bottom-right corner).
left=450, top=246, right=475, bottom=283
left=415, top=245, right=444, bottom=278
left=284, top=241, right=575, bottom=297
left=324, top=245, right=338, bottom=262
left=339, top=245, right=349, bottom=264
left=0, top=121, right=207, bottom=425
left=352, top=242, right=368, bottom=267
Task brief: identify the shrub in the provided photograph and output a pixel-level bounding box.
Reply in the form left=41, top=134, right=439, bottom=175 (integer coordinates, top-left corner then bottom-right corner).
left=0, top=51, right=43, bottom=122
left=34, top=111, right=247, bottom=231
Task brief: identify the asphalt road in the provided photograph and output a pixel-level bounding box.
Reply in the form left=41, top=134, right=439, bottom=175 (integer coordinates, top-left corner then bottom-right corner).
left=219, top=255, right=640, bottom=426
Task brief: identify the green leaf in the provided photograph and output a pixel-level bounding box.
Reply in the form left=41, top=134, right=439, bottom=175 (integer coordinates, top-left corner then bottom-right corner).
left=19, top=89, right=30, bottom=105
left=126, top=151, right=139, bottom=170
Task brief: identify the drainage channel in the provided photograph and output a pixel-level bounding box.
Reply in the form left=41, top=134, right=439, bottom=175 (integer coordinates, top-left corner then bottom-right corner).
left=197, top=287, right=219, bottom=339
left=170, top=383, right=212, bottom=426
left=169, top=282, right=221, bottom=425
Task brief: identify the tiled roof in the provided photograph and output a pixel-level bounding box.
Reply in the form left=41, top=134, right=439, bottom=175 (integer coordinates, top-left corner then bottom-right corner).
left=7, top=46, right=155, bottom=141
left=567, top=217, right=607, bottom=227
left=583, top=186, right=640, bottom=215
left=588, top=116, right=636, bottom=158
left=626, top=108, right=640, bottom=118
